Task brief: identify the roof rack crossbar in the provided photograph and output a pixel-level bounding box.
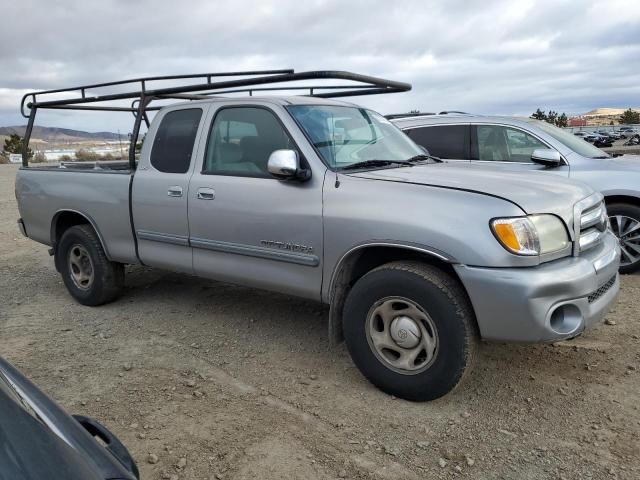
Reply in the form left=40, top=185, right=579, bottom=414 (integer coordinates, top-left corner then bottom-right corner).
left=203, top=84, right=380, bottom=96
left=20, top=69, right=293, bottom=117
left=384, top=113, right=436, bottom=120
left=21, top=70, right=411, bottom=117
left=19, top=69, right=411, bottom=168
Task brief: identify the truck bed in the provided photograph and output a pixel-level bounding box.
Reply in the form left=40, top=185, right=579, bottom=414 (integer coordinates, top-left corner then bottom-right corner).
left=15, top=167, right=138, bottom=264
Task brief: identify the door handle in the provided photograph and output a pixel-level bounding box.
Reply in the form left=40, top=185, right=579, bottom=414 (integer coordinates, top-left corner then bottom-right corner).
left=197, top=188, right=216, bottom=200
left=168, top=186, right=183, bottom=197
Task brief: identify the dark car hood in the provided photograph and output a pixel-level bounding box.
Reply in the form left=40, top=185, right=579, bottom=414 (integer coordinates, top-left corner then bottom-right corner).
left=0, top=358, right=137, bottom=480
left=349, top=162, right=595, bottom=220
left=0, top=377, right=102, bottom=480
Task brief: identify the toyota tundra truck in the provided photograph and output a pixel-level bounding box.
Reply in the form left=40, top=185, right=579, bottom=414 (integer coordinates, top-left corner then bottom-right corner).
left=15, top=70, right=621, bottom=401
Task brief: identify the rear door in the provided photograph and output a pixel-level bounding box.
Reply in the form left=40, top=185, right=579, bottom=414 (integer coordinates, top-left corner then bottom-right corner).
left=406, top=124, right=470, bottom=162
left=469, top=124, right=569, bottom=176
left=187, top=105, right=324, bottom=300
left=132, top=106, right=207, bottom=272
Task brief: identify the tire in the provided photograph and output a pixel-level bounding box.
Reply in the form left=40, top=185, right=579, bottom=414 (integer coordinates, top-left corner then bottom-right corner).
left=342, top=261, right=478, bottom=401
left=607, top=203, right=640, bottom=274
left=57, top=225, right=124, bottom=306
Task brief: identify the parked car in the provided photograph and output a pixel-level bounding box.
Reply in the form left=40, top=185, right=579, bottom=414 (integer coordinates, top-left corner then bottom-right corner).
left=15, top=71, right=621, bottom=401
left=596, top=130, right=620, bottom=141
left=574, top=131, right=595, bottom=141
left=624, top=134, right=640, bottom=146
left=593, top=136, right=614, bottom=148
left=0, top=357, right=139, bottom=480
left=392, top=113, right=640, bottom=273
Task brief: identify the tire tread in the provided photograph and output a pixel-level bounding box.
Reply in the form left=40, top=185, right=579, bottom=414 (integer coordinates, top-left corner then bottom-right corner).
left=58, top=224, right=124, bottom=306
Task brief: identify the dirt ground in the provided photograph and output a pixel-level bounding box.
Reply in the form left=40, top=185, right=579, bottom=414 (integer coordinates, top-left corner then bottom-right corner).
left=1, top=164, right=639, bottom=480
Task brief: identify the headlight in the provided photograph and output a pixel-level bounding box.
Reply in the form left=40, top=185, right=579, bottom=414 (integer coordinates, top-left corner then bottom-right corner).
left=491, top=215, right=569, bottom=256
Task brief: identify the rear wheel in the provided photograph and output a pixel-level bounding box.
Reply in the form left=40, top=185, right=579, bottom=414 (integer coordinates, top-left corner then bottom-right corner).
left=607, top=203, right=640, bottom=274
left=57, top=225, right=124, bottom=305
left=342, top=261, right=478, bottom=401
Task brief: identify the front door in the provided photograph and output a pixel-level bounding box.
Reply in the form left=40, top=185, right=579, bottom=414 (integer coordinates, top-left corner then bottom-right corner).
left=188, top=105, right=324, bottom=300
left=132, top=107, right=206, bottom=272
left=470, top=124, right=570, bottom=176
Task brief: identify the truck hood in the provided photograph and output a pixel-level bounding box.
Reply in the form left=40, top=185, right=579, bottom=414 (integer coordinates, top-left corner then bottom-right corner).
left=601, top=154, right=640, bottom=170
left=349, top=162, right=595, bottom=219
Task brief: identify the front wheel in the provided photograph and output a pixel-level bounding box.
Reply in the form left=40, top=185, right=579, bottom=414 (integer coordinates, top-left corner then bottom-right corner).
left=57, top=225, right=124, bottom=306
left=607, top=203, right=640, bottom=274
left=342, top=261, right=478, bottom=401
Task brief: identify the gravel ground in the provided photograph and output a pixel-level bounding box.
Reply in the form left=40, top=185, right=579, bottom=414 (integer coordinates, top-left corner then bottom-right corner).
left=1, top=164, right=639, bottom=480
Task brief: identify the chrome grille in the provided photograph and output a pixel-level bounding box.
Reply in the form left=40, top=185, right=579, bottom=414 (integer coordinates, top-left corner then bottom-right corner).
left=574, top=198, right=607, bottom=255
left=588, top=275, right=616, bottom=303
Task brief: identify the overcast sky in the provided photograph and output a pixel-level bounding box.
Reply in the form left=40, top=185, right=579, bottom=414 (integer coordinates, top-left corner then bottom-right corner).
left=2, top=0, right=639, bottom=132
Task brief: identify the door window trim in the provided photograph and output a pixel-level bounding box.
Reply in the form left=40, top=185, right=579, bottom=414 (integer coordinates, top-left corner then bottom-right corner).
left=401, top=121, right=568, bottom=166
left=470, top=122, right=568, bottom=166
left=199, top=104, right=305, bottom=179
left=405, top=123, right=471, bottom=161
left=149, top=107, right=204, bottom=174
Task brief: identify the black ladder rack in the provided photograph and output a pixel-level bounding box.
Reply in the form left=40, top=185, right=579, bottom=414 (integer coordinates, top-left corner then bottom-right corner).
left=19, top=69, right=411, bottom=168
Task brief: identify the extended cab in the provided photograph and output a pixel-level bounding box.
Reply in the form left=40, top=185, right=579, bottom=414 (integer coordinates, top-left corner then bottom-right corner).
left=15, top=71, right=621, bottom=401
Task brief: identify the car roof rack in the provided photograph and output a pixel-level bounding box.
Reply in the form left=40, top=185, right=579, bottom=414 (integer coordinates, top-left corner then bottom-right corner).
left=384, top=111, right=471, bottom=120
left=438, top=110, right=469, bottom=115
left=384, top=112, right=436, bottom=120
left=19, top=69, right=411, bottom=168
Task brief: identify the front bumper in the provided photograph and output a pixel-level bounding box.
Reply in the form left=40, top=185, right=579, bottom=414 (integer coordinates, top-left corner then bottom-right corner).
left=455, top=232, right=621, bottom=342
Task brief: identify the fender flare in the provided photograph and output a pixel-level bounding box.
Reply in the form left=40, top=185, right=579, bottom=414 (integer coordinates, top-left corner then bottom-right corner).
left=50, top=209, right=112, bottom=262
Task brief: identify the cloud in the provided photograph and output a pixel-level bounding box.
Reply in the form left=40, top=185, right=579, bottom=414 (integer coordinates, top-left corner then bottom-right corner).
left=1, top=0, right=639, bottom=131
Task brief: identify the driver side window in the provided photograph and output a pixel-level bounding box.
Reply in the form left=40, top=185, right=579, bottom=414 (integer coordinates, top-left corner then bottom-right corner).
left=475, top=125, right=547, bottom=162
left=203, top=107, right=296, bottom=177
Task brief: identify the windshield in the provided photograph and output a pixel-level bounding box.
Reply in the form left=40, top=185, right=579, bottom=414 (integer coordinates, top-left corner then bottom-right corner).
left=288, top=105, right=424, bottom=169
left=528, top=120, right=610, bottom=159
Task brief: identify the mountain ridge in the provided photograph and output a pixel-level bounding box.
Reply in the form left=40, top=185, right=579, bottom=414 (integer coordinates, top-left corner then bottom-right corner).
left=0, top=125, right=125, bottom=142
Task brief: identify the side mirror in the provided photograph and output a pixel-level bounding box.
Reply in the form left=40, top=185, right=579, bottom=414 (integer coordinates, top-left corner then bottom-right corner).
left=531, top=149, right=562, bottom=168
left=267, top=150, right=311, bottom=181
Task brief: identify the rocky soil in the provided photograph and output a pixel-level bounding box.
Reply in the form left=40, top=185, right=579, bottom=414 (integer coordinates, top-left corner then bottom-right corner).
left=1, top=164, right=638, bottom=479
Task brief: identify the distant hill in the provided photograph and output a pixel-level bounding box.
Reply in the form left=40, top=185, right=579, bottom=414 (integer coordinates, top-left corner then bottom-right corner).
left=0, top=125, right=126, bottom=143
left=583, top=108, right=640, bottom=116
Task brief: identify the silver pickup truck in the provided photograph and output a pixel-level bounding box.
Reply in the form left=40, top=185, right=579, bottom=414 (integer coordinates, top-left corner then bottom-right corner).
left=15, top=71, right=621, bottom=401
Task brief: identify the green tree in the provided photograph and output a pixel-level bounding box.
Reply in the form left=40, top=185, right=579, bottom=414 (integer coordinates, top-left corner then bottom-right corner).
left=531, top=108, right=547, bottom=121
left=619, top=108, right=640, bottom=125
left=531, top=108, right=568, bottom=127
left=556, top=113, right=568, bottom=128
left=3, top=134, right=33, bottom=158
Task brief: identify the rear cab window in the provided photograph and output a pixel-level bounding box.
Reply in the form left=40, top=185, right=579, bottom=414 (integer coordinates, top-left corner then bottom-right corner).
left=150, top=108, right=203, bottom=173
left=406, top=125, right=469, bottom=159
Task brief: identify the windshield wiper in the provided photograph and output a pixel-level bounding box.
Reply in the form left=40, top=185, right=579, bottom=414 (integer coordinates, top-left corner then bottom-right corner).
left=340, top=159, right=413, bottom=171
left=591, top=155, right=610, bottom=159
left=405, top=153, right=442, bottom=163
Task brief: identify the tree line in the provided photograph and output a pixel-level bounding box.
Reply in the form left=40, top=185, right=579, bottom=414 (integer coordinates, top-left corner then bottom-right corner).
left=531, top=107, right=640, bottom=127
left=530, top=109, right=569, bottom=127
